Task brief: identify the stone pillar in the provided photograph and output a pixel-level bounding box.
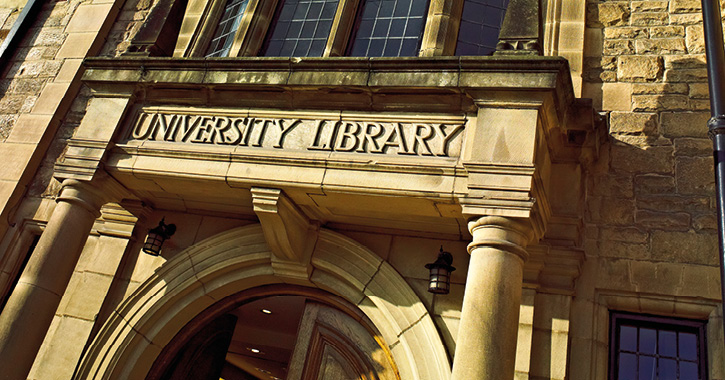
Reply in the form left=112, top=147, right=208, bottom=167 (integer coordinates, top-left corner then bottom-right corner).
left=0, top=179, right=106, bottom=380
left=451, top=216, right=534, bottom=380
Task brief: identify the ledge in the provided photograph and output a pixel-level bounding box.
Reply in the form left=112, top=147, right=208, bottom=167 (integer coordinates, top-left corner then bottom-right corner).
left=82, top=56, right=574, bottom=92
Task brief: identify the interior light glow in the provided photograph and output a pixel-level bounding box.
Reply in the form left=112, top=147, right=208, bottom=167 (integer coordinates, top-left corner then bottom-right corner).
left=261, top=309, right=272, bottom=314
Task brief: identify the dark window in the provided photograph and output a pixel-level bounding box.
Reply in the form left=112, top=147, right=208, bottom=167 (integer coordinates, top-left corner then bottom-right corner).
left=206, top=0, right=251, bottom=57
left=348, top=0, right=429, bottom=57
left=455, top=0, right=509, bottom=56
left=262, top=0, right=340, bottom=57
left=610, top=312, right=708, bottom=380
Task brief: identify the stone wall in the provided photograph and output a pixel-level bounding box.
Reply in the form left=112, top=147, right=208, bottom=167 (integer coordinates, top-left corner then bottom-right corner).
left=573, top=0, right=725, bottom=378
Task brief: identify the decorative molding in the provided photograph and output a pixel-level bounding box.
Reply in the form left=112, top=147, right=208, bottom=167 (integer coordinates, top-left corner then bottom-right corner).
left=251, top=187, right=319, bottom=280
left=98, top=200, right=150, bottom=239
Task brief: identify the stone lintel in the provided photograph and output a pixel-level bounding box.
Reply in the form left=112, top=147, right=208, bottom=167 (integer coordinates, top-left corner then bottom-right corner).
left=251, top=187, right=319, bottom=279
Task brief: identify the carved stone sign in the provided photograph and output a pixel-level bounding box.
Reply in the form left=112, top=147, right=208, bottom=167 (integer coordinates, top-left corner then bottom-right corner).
left=126, top=107, right=466, bottom=157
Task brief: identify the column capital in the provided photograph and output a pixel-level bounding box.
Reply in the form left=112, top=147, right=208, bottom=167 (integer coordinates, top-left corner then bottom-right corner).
left=467, top=216, right=536, bottom=262
left=57, top=175, right=130, bottom=218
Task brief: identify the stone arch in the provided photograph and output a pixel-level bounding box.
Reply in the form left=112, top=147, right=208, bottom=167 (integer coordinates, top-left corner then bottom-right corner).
left=76, top=224, right=451, bottom=380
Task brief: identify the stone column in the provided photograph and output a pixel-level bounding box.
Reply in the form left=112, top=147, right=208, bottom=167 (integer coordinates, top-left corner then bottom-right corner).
left=0, top=179, right=107, bottom=380
left=451, top=216, right=534, bottom=380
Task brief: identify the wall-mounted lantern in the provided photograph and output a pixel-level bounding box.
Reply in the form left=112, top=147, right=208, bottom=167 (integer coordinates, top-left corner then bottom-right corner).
left=142, top=218, right=176, bottom=256
left=425, top=246, right=456, bottom=294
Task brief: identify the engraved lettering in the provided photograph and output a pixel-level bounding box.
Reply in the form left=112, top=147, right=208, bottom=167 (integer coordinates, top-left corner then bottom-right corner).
left=129, top=111, right=464, bottom=157
left=191, top=116, right=215, bottom=144
left=274, top=119, right=301, bottom=149
left=131, top=113, right=154, bottom=139
left=411, top=124, right=435, bottom=156
left=181, top=115, right=204, bottom=142
left=335, top=122, right=361, bottom=152
left=308, top=120, right=332, bottom=151
left=357, top=122, right=384, bottom=153
left=252, top=119, right=269, bottom=147
left=434, top=124, right=464, bottom=156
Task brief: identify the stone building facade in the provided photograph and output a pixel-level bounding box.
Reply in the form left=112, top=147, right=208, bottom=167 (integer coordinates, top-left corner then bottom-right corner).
left=0, top=0, right=721, bottom=379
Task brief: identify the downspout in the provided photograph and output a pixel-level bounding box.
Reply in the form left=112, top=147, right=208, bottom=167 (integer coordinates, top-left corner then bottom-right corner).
left=701, top=0, right=725, bottom=350
left=0, top=0, right=44, bottom=68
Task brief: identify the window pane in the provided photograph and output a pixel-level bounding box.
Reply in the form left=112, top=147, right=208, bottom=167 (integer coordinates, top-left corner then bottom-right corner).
left=618, top=353, right=636, bottom=380
left=639, top=328, right=656, bottom=355
left=455, top=0, right=509, bottom=56
left=638, top=356, right=655, bottom=380
left=620, top=326, right=637, bottom=352
left=680, top=361, right=699, bottom=379
left=206, top=0, right=250, bottom=57
left=263, top=0, right=339, bottom=57
left=658, top=330, right=677, bottom=357
left=679, top=332, right=698, bottom=361
left=658, top=358, right=677, bottom=380
left=349, top=0, right=429, bottom=57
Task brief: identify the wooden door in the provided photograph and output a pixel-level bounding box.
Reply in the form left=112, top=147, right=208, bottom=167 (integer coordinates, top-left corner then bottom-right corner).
left=157, top=314, right=238, bottom=380
left=286, top=302, right=399, bottom=380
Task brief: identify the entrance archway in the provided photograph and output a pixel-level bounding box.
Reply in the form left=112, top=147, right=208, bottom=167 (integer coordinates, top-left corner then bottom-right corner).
left=76, top=224, right=450, bottom=380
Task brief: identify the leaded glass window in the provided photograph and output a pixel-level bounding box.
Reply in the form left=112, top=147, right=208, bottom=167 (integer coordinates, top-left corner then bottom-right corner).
left=455, top=0, right=508, bottom=56
left=348, top=0, right=429, bottom=57
left=262, top=0, right=340, bottom=57
left=206, top=0, right=251, bottom=57
left=610, top=312, right=707, bottom=380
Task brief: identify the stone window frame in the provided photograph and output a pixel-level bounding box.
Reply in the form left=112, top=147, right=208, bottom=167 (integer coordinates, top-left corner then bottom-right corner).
left=0, top=221, right=43, bottom=311
left=591, top=291, right=724, bottom=380
left=174, top=0, right=476, bottom=58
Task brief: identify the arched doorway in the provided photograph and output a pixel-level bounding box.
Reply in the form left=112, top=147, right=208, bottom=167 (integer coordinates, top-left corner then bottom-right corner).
left=75, top=224, right=450, bottom=380
left=147, top=287, right=399, bottom=380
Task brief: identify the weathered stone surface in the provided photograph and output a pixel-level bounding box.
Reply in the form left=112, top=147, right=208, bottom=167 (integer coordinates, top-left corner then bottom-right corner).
left=635, top=38, right=687, bottom=54
left=689, top=83, right=710, bottom=99
left=651, top=231, right=718, bottom=265
left=604, top=27, right=648, bottom=39
left=676, top=156, right=715, bottom=195
left=693, top=213, right=717, bottom=230
left=587, top=196, right=636, bottom=225
left=665, top=54, right=706, bottom=69
left=670, top=0, right=702, bottom=13
left=630, top=12, right=668, bottom=26
left=688, top=99, right=711, bottom=111
left=669, top=13, right=703, bottom=25
left=686, top=25, right=704, bottom=54
left=610, top=144, right=674, bottom=174
left=617, top=56, right=663, bottom=81
left=610, top=112, right=657, bottom=134
left=632, top=83, right=688, bottom=95
left=660, top=112, right=710, bottom=138
left=635, top=210, right=690, bottom=230
left=632, top=94, right=688, bottom=111
left=632, top=1, right=668, bottom=12
left=674, top=138, right=713, bottom=156
left=649, top=26, right=685, bottom=38
left=600, top=227, right=649, bottom=244
left=603, top=40, right=635, bottom=55
left=664, top=68, right=708, bottom=82
left=637, top=194, right=710, bottom=213
left=602, top=83, right=633, bottom=111
left=589, top=173, right=634, bottom=198
left=597, top=3, right=631, bottom=26
left=634, top=174, right=676, bottom=194
left=598, top=240, right=650, bottom=260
